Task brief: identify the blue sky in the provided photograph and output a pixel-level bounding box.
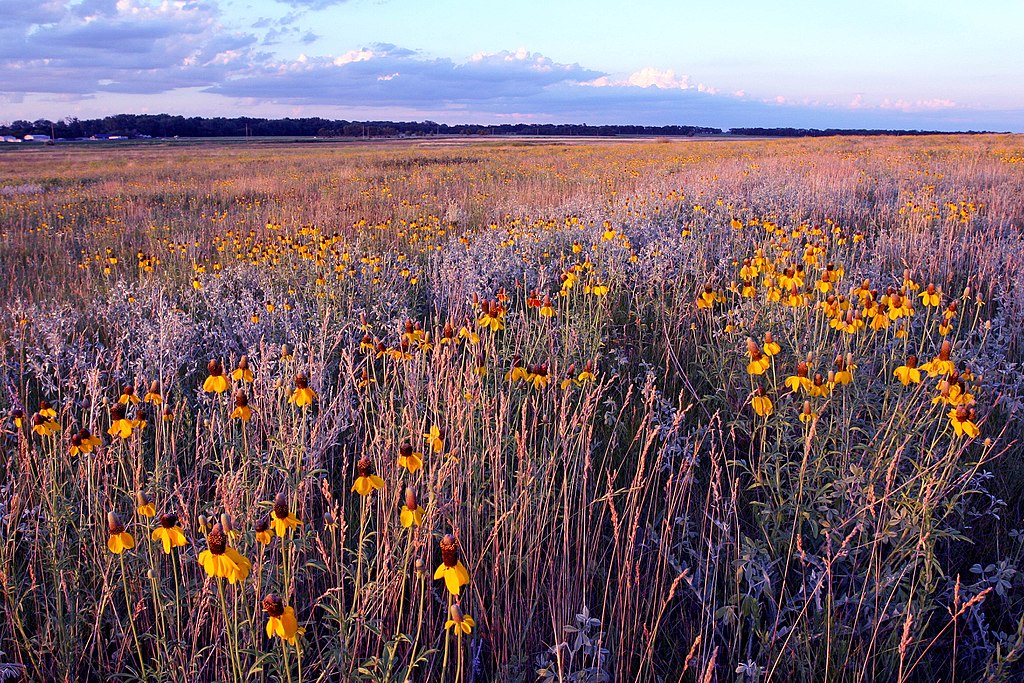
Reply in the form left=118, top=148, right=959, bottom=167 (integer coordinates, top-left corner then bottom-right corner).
left=1, top=0, right=1022, bottom=130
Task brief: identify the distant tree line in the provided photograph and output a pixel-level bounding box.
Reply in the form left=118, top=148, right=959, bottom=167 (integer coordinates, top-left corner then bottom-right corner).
left=0, top=114, right=1000, bottom=140
left=0, top=115, right=725, bottom=139
left=728, top=127, right=1001, bottom=137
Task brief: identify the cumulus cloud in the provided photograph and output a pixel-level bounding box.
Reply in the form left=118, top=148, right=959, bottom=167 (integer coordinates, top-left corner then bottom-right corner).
left=272, top=0, right=351, bottom=9
left=880, top=97, right=957, bottom=111
left=582, top=67, right=690, bottom=90
left=208, top=46, right=602, bottom=107
left=0, top=0, right=254, bottom=95
left=0, top=1, right=1011, bottom=131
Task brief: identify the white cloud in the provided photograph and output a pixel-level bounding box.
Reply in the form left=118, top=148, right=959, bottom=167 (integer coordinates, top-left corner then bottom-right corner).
left=582, top=67, right=691, bottom=90
left=628, top=67, right=689, bottom=89
left=880, top=97, right=957, bottom=111
left=0, top=0, right=255, bottom=95
left=334, top=49, right=375, bottom=66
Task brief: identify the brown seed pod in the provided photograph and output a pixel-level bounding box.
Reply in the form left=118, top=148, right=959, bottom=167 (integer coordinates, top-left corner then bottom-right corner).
left=440, top=533, right=458, bottom=568
left=207, top=524, right=227, bottom=554
left=273, top=493, right=289, bottom=520
left=107, top=511, right=125, bottom=535
left=262, top=593, right=285, bottom=618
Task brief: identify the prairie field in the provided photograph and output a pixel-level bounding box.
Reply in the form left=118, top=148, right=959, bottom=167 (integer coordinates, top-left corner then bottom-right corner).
left=3, top=135, right=1024, bottom=682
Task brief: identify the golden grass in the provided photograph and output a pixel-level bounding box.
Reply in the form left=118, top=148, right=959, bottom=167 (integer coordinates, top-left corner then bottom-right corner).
left=0, top=135, right=1023, bottom=682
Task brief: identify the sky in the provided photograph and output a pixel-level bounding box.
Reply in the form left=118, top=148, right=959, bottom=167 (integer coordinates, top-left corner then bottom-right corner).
left=1, top=0, right=1022, bottom=131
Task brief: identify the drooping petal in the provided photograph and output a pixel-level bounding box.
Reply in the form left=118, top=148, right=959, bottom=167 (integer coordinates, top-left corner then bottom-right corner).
left=444, top=568, right=463, bottom=595
left=281, top=608, right=298, bottom=638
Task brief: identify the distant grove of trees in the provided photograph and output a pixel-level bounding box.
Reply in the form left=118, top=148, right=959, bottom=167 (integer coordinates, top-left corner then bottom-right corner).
left=727, top=127, right=998, bottom=137
left=0, top=114, right=1000, bottom=140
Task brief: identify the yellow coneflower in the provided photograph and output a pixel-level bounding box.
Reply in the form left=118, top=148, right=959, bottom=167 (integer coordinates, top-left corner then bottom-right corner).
left=118, top=385, right=140, bottom=405
left=386, top=339, right=414, bottom=362
left=798, top=400, right=818, bottom=424
left=32, top=411, right=61, bottom=437
left=397, top=442, right=423, bottom=473
left=69, top=432, right=87, bottom=456
left=270, top=493, right=302, bottom=537
left=477, top=300, right=505, bottom=332
left=10, top=408, right=24, bottom=430
left=746, top=338, right=771, bottom=375
left=504, top=354, right=528, bottom=384
left=108, top=403, right=135, bottom=439
left=289, top=372, right=316, bottom=407
left=762, top=332, right=781, bottom=357
left=83, top=427, right=101, bottom=447
left=231, top=355, right=254, bottom=383
left=539, top=295, right=556, bottom=318
left=527, top=364, right=549, bottom=390
left=203, top=359, right=229, bottom=394
left=400, top=487, right=425, bottom=528
left=809, top=373, right=831, bottom=398
left=948, top=404, right=980, bottom=438
left=437, top=322, right=456, bottom=346
left=887, top=291, right=913, bottom=320
left=229, top=391, right=252, bottom=421
left=751, top=386, right=773, bottom=417
left=560, top=365, right=577, bottom=391
left=457, top=320, right=481, bottom=345
left=136, top=491, right=156, bottom=518
left=894, top=355, right=922, bottom=386
left=356, top=369, right=375, bottom=390
left=920, top=283, right=941, bottom=307
left=263, top=594, right=301, bottom=644
left=352, top=455, right=385, bottom=496
left=445, top=603, right=476, bottom=635
left=39, top=400, right=57, bottom=419
left=424, top=425, right=445, bottom=454
left=577, top=360, right=596, bottom=384
left=198, top=523, right=251, bottom=584
left=162, top=406, right=174, bottom=422
left=107, top=512, right=135, bottom=554
left=833, top=354, right=855, bottom=386
left=696, top=283, right=716, bottom=310
left=921, top=340, right=955, bottom=377
left=143, top=380, right=162, bottom=405
left=434, top=533, right=471, bottom=596
left=254, top=517, right=272, bottom=546
left=151, top=513, right=187, bottom=554
left=132, top=405, right=149, bottom=431
left=784, top=361, right=813, bottom=394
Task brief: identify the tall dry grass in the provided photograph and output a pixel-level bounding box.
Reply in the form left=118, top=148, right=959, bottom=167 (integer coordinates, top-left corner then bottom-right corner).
left=0, top=135, right=1023, bottom=682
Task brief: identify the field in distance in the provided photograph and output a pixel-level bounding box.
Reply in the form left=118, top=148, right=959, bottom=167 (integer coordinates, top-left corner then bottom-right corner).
left=1, top=135, right=1023, bottom=682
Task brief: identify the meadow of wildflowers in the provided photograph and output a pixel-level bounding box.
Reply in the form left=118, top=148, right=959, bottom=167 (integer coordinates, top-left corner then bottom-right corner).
left=1, top=135, right=1024, bottom=682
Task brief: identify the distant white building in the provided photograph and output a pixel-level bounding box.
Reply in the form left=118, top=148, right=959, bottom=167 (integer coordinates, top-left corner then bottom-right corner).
left=2, top=135, right=20, bottom=143
left=23, top=134, right=50, bottom=142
